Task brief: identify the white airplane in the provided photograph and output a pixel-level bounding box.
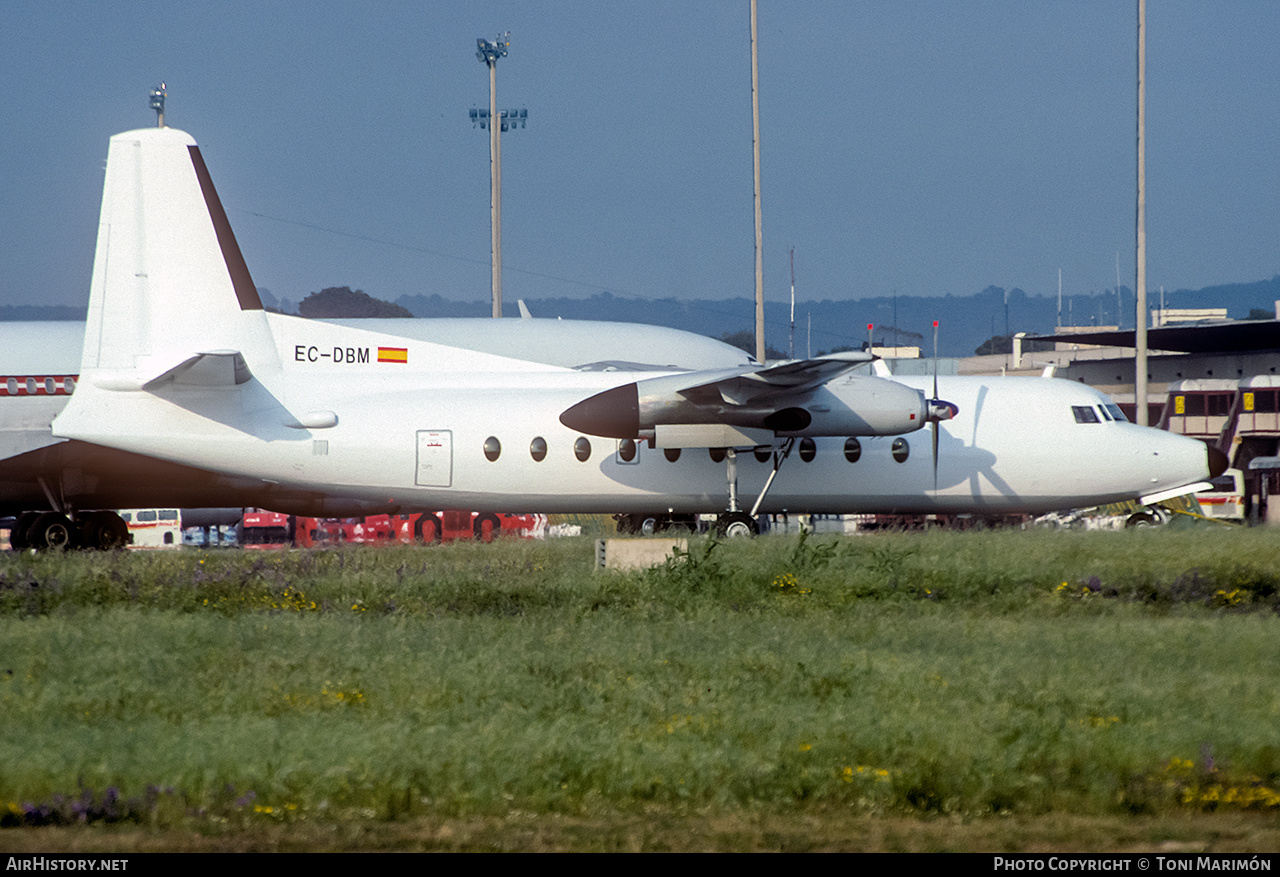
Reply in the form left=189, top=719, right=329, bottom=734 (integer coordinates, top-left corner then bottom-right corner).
left=4, top=126, right=1223, bottom=549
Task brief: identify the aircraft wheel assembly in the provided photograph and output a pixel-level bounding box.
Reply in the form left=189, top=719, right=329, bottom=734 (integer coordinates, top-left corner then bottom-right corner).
left=28, top=512, right=76, bottom=550
left=1125, top=508, right=1168, bottom=528
left=8, top=512, right=40, bottom=551
left=715, top=511, right=758, bottom=538
left=79, top=511, right=129, bottom=550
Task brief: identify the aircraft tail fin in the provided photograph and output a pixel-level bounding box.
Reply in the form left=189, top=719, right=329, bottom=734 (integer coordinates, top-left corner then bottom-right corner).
left=79, top=127, right=276, bottom=383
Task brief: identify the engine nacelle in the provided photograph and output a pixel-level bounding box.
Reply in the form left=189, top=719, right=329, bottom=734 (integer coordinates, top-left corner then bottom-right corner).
left=560, top=374, right=931, bottom=441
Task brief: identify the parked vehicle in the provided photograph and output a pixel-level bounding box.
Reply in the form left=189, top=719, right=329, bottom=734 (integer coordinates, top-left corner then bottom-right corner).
left=240, top=510, right=545, bottom=548
left=1195, top=469, right=1245, bottom=522
left=118, top=508, right=182, bottom=548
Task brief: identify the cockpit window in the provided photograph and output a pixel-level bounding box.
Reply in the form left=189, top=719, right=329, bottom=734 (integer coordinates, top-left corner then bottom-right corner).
left=1072, top=405, right=1100, bottom=424
left=1104, top=403, right=1127, bottom=422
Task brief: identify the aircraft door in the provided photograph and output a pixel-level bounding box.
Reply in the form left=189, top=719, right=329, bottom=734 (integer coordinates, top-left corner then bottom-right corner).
left=416, top=430, right=453, bottom=487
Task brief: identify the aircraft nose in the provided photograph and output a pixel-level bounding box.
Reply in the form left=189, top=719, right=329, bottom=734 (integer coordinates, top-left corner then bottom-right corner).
left=1207, top=444, right=1229, bottom=479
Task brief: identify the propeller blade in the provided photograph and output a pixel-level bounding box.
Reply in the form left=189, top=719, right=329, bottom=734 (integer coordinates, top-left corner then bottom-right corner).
left=932, top=321, right=939, bottom=492
left=924, top=321, right=958, bottom=491
left=932, top=320, right=939, bottom=402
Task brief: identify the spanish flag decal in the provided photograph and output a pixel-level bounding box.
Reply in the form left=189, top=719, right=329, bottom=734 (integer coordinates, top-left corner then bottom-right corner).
left=378, top=347, right=408, bottom=364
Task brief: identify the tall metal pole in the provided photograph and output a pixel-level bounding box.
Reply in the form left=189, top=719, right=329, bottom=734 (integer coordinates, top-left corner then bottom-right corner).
left=489, top=58, right=502, bottom=318
left=789, top=247, right=795, bottom=360
left=1135, top=0, right=1148, bottom=424
left=476, top=34, right=510, bottom=319
left=1116, top=251, right=1122, bottom=328
left=751, top=0, right=765, bottom=363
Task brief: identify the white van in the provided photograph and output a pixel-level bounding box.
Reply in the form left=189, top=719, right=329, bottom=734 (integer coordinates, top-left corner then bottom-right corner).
left=118, top=509, right=183, bottom=548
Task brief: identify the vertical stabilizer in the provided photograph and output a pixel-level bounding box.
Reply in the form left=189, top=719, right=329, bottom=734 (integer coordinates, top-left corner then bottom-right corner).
left=80, top=127, right=273, bottom=379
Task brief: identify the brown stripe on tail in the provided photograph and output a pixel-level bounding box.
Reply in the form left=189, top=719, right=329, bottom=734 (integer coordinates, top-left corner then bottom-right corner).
left=187, top=145, right=263, bottom=311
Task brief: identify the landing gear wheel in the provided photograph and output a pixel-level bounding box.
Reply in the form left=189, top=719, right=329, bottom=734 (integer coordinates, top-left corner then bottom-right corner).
left=1125, top=511, right=1159, bottom=528
left=79, top=511, right=129, bottom=550
left=616, top=514, right=664, bottom=535
left=715, top=511, right=758, bottom=538
left=28, top=512, right=77, bottom=551
left=9, top=512, right=40, bottom=551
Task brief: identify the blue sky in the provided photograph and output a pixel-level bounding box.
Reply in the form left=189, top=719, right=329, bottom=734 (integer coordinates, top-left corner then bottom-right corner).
left=2, top=1, right=1277, bottom=313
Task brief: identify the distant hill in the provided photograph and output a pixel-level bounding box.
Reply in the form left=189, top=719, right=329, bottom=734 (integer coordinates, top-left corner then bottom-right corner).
left=397, top=276, right=1280, bottom=358
left=8, top=275, right=1277, bottom=359
left=0, top=305, right=86, bottom=321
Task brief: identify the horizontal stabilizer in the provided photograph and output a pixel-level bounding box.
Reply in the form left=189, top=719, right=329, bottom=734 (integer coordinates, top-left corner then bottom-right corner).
left=143, top=351, right=253, bottom=389
left=89, top=351, right=253, bottom=391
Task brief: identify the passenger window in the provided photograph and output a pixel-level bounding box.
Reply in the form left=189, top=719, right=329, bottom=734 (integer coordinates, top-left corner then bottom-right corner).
left=1072, top=406, right=1100, bottom=424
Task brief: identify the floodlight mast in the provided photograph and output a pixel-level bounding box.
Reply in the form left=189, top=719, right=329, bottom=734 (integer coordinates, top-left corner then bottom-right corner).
left=477, top=33, right=510, bottom=319
left=149, top=83, right=166, bottom=128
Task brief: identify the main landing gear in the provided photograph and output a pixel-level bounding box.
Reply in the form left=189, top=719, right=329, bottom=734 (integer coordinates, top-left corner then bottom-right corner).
left=711, top=438, right=795, bottom=538
left=613, top=439, right=794, bottom=539
left=8, top=510, right=130, bottom=551
left=615, top=513, right=698, bottom=536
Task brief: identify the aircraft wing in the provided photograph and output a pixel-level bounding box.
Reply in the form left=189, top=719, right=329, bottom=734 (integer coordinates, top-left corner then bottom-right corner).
left=678, top=350, right=875, bottom=407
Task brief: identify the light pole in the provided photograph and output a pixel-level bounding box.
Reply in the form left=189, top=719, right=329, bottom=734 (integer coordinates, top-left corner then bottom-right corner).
left=750, top=0, right=765, bottom=363
left=1134, top=0, right=1149, bottom=424
left=149, top=83, right=166, bottom=128
left=473, top=32, right=523, bottom=319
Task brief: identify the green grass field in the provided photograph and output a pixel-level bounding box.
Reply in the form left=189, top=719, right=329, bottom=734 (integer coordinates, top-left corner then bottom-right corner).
left=2, top=527, right=1278, bottom=851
